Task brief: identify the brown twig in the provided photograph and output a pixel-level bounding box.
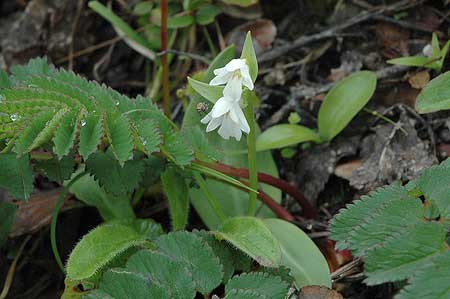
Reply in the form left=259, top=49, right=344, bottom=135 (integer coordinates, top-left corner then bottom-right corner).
left=161, top=0, right=170, bottom=116
left=198, top=160, right=317, bottom=219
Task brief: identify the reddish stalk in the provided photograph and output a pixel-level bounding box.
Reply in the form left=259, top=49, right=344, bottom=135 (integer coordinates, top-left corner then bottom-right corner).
left=160, top=0, right=170, bottom=116
left=197, top=160, right=317, bottom=219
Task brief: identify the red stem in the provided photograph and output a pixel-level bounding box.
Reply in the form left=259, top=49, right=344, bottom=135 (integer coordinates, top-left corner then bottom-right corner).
left=198, top=161, right=317, bottom=219
left=161, top=0, right=170, bottom=116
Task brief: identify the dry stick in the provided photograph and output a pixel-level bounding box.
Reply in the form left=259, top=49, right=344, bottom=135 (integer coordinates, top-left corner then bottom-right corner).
left=68, top=0, right=85, bottom=70
left=200, top=161, right=317, bottom=219
left=161, top=0, right=170, bottom=116
left=258, top=0, right=418, bottom=63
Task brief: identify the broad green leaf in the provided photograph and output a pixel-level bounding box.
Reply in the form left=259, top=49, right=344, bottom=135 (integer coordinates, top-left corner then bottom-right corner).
left=84, top=269, right=170, bottom=299
left=416, top=71, right=450, bottom=113
left=364, top=222, right=447, bottom=285
left=262, top=219, right=331, bottom=288
left=126, top=250, right=196, bottom=299
left=133, top=1, right=153, bottom=15
left=106, top=114, right=134, bottom=164
left=155, top=231, right=223, bottom=294
left=69, top=174, right=135, bottom=221
left=35, top=154, right=75, bottom=183
left=168, top=15, right=195, bottom=28
left=220, top=0, right=258, bottom=7
left=79, top=113, right=103, bottom=160
left=0, top=154, right=33, bottom=200
left=53, top=111, right=78, bottom=158
left=196, top=4, right=222, bottom=25
left=318, top=71, right=376, bottom=141
left=86, top=151, right=145, bottom=196
left=0, top=202, right=16, bottom=247
left=225, top=272, right=289, bottom=299
left=396, top=251, right=450, bottom=299
left=66, top=223, right=147, bottom=280
left=188, top=77, right=224, bottom=103
left=215, top=216, right=281, bottom=267
left=240, top=32, right=258, bottom=82
left=387, top=56, right=437, bottom=69
left=256, top=124, right=321, bottom=151
left=161, top=167, right=190, bottom=230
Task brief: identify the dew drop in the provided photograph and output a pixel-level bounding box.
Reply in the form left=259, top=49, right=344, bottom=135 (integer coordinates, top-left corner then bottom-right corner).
left=81, top=119, right=87, bottom=127
left=10, top=113, right=19, bottom=121
left=115, top=101, right=120, bottom=106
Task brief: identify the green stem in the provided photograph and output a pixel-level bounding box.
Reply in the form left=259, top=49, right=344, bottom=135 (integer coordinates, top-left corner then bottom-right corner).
left=193, top=172, right=227, bottom=221
left=51, top=171, right=87, bottom=273
left=202, top=26, right=217, bottom=57
left=244, top=102, right=258, bottom=216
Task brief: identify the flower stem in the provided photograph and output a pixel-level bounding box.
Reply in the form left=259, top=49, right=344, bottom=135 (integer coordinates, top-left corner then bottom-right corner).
left=244, top=102, right=258, bottom=216
left=160, top=0, right=170, bottom=116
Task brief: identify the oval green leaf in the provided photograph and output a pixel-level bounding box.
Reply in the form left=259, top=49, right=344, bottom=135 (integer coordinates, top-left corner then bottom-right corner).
left=240, top=32, right=258, bottom=82
left=416, top=71, right=450, bottom=113
left=188, top=77, right=224, bottom=104
left=214, top=216, right=281, bottom=267
left=318, top=71, right=377, bottom=141
left=262, top=219, right=331, bottom=288
left=256, top=124, right=321, bottom=151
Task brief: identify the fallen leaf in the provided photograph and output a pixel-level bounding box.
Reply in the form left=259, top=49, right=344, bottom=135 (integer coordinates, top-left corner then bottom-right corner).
left=226, top=19, right=277, bottom=55
left=298, top=285, right=343, bottom=299
left=375, top=22, right=409, bottom=59
left=334, top=160, right=363, bottom=180
left=408, top=71, right=430, bottom=89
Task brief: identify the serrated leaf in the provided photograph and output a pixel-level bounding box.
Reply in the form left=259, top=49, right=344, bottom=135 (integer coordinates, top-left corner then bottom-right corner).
left=14, top=110, right=54, bottom=155
left=364, top=222, right=447, bottom=285
left=256, top=124, right=321, bottom=151
left=10, top=57, right=54, bottom=83
left=0, top=70, right=12, bottom=88
left=318, top=71, right=377, bottom=141
left=35, top=154, right=75, bottom=183
left=0, top=202, right=16, bottom=247
left=83, top=268, right=170, bottom=299
left=161, top=167, right=190, bottom=230
left=66, top=223, right=147, bottom=281
left=225, top=272, right=289, bottom=299
left=188, top=77, right=224, bottom=104
left=86, top=151, right=145, bottom=196
left=0, top=153, right=33, bottom=200
left=262, top=219, right=331, bottom=288
left=240, top=32, right=258, bottom=82
left=79, top=113, right=103, bottom=160
left=29, top=108, right=68, bottom=151
left=53, top=111, right=78, bottom=158
left=396, top=251, right=450, bottom=299
left=224, top=289, right=267, bottom=299
left=215, top=216, right=281, bottom=267
left=126, top=250, right=196, bottom=299
left=133, top=121, right=161, bottom=155
left=163, top=130, right=194, bottom=166
left=155, top=231, right=223, bottom=294
left=106, top=114, right=134, bottom=163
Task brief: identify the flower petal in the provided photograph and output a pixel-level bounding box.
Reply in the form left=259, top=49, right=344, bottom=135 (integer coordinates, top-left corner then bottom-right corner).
left=206, top=115, right=223, bottom=132
left=233, top=103, right=250, bottom=133
left=200, top=112, right=212, bottom=124
left=224, top=59, right=246, bottom=72
left=211, top=97, right=232, bottom=118
left=240, top=64, right=254, bottom=90
left=223, top=76, right=243, bottom=100
left=210, top=71, right=232, bottom=86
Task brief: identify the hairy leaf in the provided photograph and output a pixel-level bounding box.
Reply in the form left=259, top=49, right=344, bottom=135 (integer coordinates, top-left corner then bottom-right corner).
left=0, top=153, right=33, bottom=200
left=225, top=272, right=289, bottom=299
left=79, top=113, right=103, bottom=160
left=161, top=167, right=190, bottom=230
left=53, top=111, right=79, bottom=158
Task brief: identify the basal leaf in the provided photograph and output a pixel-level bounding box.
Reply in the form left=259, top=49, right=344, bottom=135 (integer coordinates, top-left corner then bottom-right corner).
left=161, top=167, right=190, bottom=231
left=225, top=272, right=290, bottom=299
left=318, top=71, right=377, bottom=141
left=416, top=71, right=450, bottom=113
left=0, top=153, right=33, bottom=200
left=215, top=216, right=281, bottom=267
left=256, top=124, right=321, bottom=151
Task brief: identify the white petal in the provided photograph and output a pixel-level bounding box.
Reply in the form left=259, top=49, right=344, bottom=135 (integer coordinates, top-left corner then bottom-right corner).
left=232, top=103, right=250, bottom=133
left=223, top=76, right=243, bottom=100
left=423, top=44, right=433, bottom=58
left=200, top=112, right=212, bottom=124
left=206, top=115, right=223, bottom=132
left=210, top=71, right=232, bottom=86
left=213, top=66, right=227, bottom=75
left=224, top=59, right=246, bottom=72
left=218, top=117, right=232, bottom=140
left=240, top=64, right=254, bottom=90
left=211, top=97, right=232, bottom=118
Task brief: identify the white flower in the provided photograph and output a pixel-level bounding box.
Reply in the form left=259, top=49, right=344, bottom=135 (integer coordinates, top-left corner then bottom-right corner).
left=422, top=44, right=433, bottom=58
left=210, top=58, right=254, bottom=100
left=200, top=96, right=250, bottom=141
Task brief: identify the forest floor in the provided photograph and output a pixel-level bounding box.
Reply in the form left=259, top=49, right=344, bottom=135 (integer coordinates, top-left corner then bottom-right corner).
left=1, top=0, right=449, bottom=298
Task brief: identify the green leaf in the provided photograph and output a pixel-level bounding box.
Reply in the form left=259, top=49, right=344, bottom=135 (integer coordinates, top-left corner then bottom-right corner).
left=262, top=219, right=331, bottom=288
left=387, top=56, right=437, bottom=69
left=224, top=290, right=264, bottom=299
left=69, top=174, right=135, bottom=221
left=155, top=231, right=223, bottom=294
left=318, top=71, right=377, bottom=141
left=35, top=154, right=75, bottom=183
left=0, top=70, right=12, bottom=89
left=168, top=15, right=195, bottom=28
left=161, top=167, right=190, bottom=230
left=14, top=110, right=54, bottom=155
left=0, top=202, right=16, bottom=247
left=126, top=250, right=196, bottom=299
left=364, top=222, right=447, bottom=285
left=86, top=151, right=145, bottom=196
left=53, top=111, right=78, bottom=158
left=220, top=0, right=258, bottom=7
left=188, top=77, right=224, bottom=104
left=163, top=130, right=194, bottom=167
left=196, top=4, right=222, bottom=25
left=256, top=124, right=321, bottom=151
left=79, top=113, right=103, bottom=160
left=84, top=269, right=170, bottom=299
left=0, top=154, right=33, bottom=200
left=133, top=121, right=161, bottom=155
left=226, top=272, right=289, bottom=299
left=215, top=216, right=281, bottom=267
left=203, top=45, right=236, bottom=83
left=133, top=1, right=153, bottom=16
left=416, top=71, right=450, bottom=113
left=396, top=251, right=450, bottom=299
left=106, top=114, right=134, bottom=164
left=66, top=223, right=147, bottom=281
left=10, top=57, right=53, bottom=83
left=29, top=108, right=68, bottom=151
left=240, top=32, right=258, bottom=82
